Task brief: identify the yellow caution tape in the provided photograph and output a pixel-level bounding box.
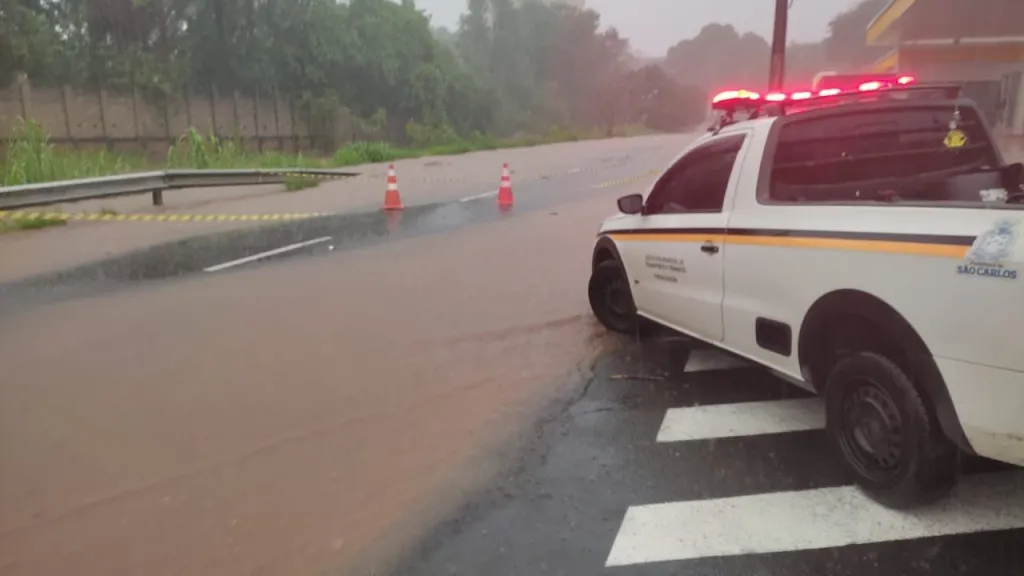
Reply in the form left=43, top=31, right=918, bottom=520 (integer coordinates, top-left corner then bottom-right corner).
left=0, top=211, right=328, bottom=223
left=267, top=172, right=352, bottom=180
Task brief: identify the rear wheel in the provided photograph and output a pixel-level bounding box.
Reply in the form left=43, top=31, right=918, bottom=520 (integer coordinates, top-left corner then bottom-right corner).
left=588, top=260, right=637, bottom=334
left=824, top=351, right=958, bottom=509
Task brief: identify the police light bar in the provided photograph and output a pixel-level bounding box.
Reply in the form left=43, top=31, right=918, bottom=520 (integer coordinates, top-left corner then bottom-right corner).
left=711, top=75, right=918, bottom=111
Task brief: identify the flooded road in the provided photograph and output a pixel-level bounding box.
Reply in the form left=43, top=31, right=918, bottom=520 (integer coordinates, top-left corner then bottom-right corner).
left=4, top=132, right=1024, bottom=575
left=0, top=181, right=636, bottom=574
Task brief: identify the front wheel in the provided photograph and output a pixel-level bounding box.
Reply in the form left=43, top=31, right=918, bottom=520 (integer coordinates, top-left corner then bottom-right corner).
left=824, top=351, right=959, bottom=509
left=588, top=260, right=637, bottom=334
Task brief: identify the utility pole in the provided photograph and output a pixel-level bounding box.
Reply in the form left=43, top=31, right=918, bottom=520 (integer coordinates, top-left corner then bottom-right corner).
left=768, top=0, right=789, bottom=92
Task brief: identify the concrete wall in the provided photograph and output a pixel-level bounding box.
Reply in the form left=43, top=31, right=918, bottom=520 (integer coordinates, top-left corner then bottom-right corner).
left=0, top=79, right=377, bottom=158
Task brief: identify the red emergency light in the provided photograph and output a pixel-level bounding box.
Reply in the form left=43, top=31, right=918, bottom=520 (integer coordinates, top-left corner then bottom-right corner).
left=711, top=75, right=918, bottom=112
left=711, top=89, right=761, bottom=104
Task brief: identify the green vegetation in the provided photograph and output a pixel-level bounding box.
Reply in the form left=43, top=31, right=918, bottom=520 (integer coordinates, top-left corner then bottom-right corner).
left=0, top=212, right=67, bottom=234
left=8, top=216, right=66, bottom=230
left=1, top=119, right=650, bottom=186
left=2, top=0, right=885, bottom=187
left=1, top=120, right=147, bottom=186
left=2, top=0, right=706, bottom=177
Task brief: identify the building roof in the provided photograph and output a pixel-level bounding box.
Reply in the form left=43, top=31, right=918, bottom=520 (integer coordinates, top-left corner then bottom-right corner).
left=867, top=0, right=1024, bottom=46
left=866, top=0, right=913, bottom=46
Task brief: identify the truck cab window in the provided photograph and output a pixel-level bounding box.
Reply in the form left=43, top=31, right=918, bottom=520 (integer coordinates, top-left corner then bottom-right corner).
left=644, top=134, right=746, bottom=215
left=769, top=105, right=1001, bottom=204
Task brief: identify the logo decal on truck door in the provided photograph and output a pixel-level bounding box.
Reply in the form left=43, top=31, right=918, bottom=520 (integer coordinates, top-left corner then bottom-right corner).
left=645, top=254, right=685, bottom=283
left=957, top=219, right=1019, bottom=280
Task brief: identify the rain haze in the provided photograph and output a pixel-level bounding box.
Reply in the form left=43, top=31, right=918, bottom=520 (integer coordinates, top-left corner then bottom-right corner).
left=5, top=0, right=1024, bottom=574
left=418, top=0, right=868, bottom=54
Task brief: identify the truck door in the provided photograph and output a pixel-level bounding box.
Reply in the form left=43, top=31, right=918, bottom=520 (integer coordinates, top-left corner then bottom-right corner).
left=627, top=132, right=748, bottom=342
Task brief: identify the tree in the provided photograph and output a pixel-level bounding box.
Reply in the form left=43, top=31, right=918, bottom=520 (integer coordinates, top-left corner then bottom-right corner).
left=341, top=0, right=448, bottom=141
left=660, top=0, right=893, bottom=96
left=453, top=0, right=642, bottom=133
left=823, top=0, right=890, bottom=69
left=4, top=0, right=699, bottom=143
left=0, top=0, right=71, bottom=86
left=628, top=65, right=707, bottom=131
left=663, top=24, right=769, bottom=92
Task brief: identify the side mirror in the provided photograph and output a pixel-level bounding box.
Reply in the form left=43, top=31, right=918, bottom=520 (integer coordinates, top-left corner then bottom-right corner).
left=617, top=193, right=643, bottom=214
left=1001, top=162, right=1024, bottom=191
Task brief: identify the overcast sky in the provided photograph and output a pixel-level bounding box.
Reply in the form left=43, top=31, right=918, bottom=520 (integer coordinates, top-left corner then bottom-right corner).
left=419, top=0, right=867, bottom=56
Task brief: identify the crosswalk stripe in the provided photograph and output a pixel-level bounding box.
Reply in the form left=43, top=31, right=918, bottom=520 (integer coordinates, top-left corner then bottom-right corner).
left=605, top=471, right=1024, bottom=567
left=656, top=398, right=824, bottom=443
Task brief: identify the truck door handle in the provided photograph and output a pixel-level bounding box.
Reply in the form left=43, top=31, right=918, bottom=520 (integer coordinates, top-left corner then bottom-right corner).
left=700, top=241, right=720, bottom=255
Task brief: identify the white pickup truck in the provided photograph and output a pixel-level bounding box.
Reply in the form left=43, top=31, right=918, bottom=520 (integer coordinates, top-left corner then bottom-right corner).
left=588, top=81, right=1024, bottom=509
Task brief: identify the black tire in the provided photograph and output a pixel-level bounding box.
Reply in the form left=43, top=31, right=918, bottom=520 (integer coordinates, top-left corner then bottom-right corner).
left=588, top=260, right=637, bottom=334
left=824, top=351, right=958, bottom=509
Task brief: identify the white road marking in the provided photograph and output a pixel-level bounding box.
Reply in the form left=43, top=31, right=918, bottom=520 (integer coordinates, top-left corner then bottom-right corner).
left=203, top=237, right=333, bottom=272
left=458, top=190, right=497, bottom=202
left=656, top=398, right=825, bottom=443
left=605, top=472, right=1024, bottom=567
left=684, top=348, right=752, bottom=372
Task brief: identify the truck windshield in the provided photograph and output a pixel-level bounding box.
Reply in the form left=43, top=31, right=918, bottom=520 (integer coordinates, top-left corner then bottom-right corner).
left=768, top=105, right=1005, bottom=205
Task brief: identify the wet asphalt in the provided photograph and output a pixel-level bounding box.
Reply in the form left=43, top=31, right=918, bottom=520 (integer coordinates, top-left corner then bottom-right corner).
left=391, top=337, right=1024, bottom=576
left=0, top=167, right=608, bottom=317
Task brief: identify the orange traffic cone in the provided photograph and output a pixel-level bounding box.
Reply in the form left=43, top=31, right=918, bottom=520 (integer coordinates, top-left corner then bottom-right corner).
left=497, top=163, right=514, bottom=207
left=382, top=164, right=403, bottom=210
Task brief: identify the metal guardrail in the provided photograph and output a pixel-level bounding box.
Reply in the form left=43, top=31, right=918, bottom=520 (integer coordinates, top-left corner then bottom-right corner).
left=0, top=168, right=360, bottom=210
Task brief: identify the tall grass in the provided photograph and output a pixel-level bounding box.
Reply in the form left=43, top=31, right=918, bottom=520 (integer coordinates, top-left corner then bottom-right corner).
left=1, top=120, right=652, bottom=187
left=1, top=120, right=147, bottom=186
left=167, top=127, right=331, bottom=170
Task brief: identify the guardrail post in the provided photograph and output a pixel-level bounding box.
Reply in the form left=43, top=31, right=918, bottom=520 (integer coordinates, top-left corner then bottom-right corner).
left=152, top=189, right=164, bottom=206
